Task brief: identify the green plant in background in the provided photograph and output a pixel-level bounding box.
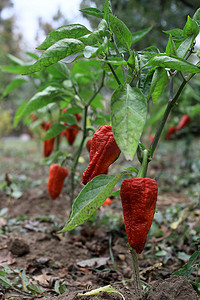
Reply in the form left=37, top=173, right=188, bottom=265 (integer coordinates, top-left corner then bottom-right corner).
left=0, top=105, right=13, bottom=136
left=1, top=0, right=200, bottom=298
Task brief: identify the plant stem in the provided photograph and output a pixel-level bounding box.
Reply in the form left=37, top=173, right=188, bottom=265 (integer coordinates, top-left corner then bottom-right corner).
left=108, top=63, right=122, bottom=85
left=130, top=248, right=142, bottom=299
left=70, top=72, right=105, bottom=205
left=137, top=149, right=148, bottom=178
left=111, top=34, right=126, bottom=81
left=70, top=106, right=87, bottom=206
left=150, top=73, right=194, bottom=158
left=87, top=71, right=105, bottom=106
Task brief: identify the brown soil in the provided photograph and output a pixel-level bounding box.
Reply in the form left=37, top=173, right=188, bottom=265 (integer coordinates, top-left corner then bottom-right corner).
left=0, top=185, right=199, bottom=300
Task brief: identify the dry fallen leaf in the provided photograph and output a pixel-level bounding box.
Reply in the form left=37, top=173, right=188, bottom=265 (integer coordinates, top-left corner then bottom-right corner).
left=77, top=257, right=110, bottom=268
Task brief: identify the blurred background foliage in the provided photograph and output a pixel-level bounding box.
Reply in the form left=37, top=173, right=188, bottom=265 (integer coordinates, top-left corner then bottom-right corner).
left=80, top=0, right=200, bottom=50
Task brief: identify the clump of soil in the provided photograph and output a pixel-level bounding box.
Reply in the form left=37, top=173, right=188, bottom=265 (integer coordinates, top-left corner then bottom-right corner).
left=144, top=276, right=199, bottom=300
left=7, top=233, right=30, bottom=256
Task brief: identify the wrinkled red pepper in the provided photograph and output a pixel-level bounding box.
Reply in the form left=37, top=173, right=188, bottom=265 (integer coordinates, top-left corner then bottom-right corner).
left=41, top=121, right=52, bottom=131
left=82, top=125, right=120, bottom=185
left=86, top=139, right=92, bottom=152
left=120, top=178, right=158, bottom=254
left=61, top=110, right=81, bottom=145
left=42, top=121, right=55, bottom=157
left=47, top=164, right=69, bottom=200
left=65, top=124, right=79, bottom=145
left=176, top=114, right=190, bottom=131
left=43, top=137, right=55, bottom=157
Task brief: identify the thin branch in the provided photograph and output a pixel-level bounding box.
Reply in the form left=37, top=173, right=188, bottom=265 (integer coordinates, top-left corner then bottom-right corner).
left=108, top=63, right=122, bottom=85
left=70, top=72, right=106, bottom=204
left=150, top=72, right=195, bottom=158
left=87, top=71, right=106, bottom=107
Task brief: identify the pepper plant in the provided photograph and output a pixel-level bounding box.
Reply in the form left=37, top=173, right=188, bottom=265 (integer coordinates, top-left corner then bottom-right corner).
left=2, top=1, right=200, bottom=298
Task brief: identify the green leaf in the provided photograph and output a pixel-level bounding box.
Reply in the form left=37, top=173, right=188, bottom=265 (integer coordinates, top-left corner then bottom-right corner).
left=59, top=174, right=122, bottom=232
left=80, top=20, right=108, bottom=46
left=80, top=8, right=104, bottom=19
left=3, top=78, right=27, bottom=97
left=95, top=19, right=108, bottom=39
left=64, top=107, right=82, bottom=114
left=104, top=0, right=112, bottom=22
left=111, top=84, right=147, bottom=160
left=184, top=104, right=200, bottom=117
left=83, top=37, right=108, bottom=59
left=37, top=24, right=91, bottom=50
left=147, top=54, right=200, bottom=73
left=7, top=54, right=25, bottom=65
left=132, top=26, right=153, bottom=44
left=173, top=248, right=200, bottom=278
left=177, top=36, right=194, bottom=58
left=165, top=35, right=177, bottom=56
left=111, top=190, right=120, bottom=197
left=125, top=167, right=139, bottom=174
left=14, top=86, right=64, bottom=126
left=46, top=62, right=70, bottom=79
left=60, top=114, right=77, bottom=124
left=43, top=124, right=66, bottom=140
left=100, top=57, right=127, bottom=65
left=193, top=8, right=200, bottom=26
left=1, top=65, right=31, bottom=74
left=148, top=67, right=169, bottom=102
left=24, top=39, right=85, bottom=75
left=25, top=52, right=39, bottom=60
left=54, top=280, right=67, bottom=295
left=0, top=275, right=12, bottom=289
left=27, top=284, right=44, bottom=294
left=109, top=14, right=132, bottom=51
left=163, top=28, right=184, bottom=38
left=127, top=50, right=135, bottom=69
left=184, top=16, right=199, bottom=38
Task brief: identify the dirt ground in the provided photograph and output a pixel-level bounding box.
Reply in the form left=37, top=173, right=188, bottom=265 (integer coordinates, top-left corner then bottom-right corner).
left=0, top=137, right=199, bottom=299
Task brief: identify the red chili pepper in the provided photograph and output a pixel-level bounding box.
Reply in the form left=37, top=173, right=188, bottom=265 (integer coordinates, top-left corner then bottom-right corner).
left=62, top=108, right=67, bottom=113
left=120, top=178, right=158, bottom=254
left=86, top=139, right=92, bottom=152
left=65, top=124, right=79, bottom=145
left=102, top=197, right=112, bottom=206
left=29, top=113, right=37, bottom=122
left=62, top=108, right=82, bottom=122
left=166, top=126, right=176, bottom=140
left=82, top=125, right=120, bottom=185
left=47, top=164, right=69, bottom=200
left=61, top=109, right=81, bottom=145
left=42, top=121, right=55, bottom=157
left=43, top=137, right=55, bottom=157
left=75, top=113, right=82, bottom=122
left=176, top=114, right=190, bottom=131
left=41, top=121, right=52, bottom=131
left=150, top=135, right=155, bottom=142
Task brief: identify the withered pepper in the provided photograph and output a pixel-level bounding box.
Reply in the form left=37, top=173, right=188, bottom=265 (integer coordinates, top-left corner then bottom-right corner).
left=65, top=124, right=79, bottom=145
left=86, top=139, right=92, bottom=152
left=82, top=125, right=120, bottom=185
left=42, top=121, right=55, bottom=157
left=47, top=164, right=69, bottom=200
left=43, top=137, right=55, bottom=157
left=120, top=178, right=158, bottom=254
